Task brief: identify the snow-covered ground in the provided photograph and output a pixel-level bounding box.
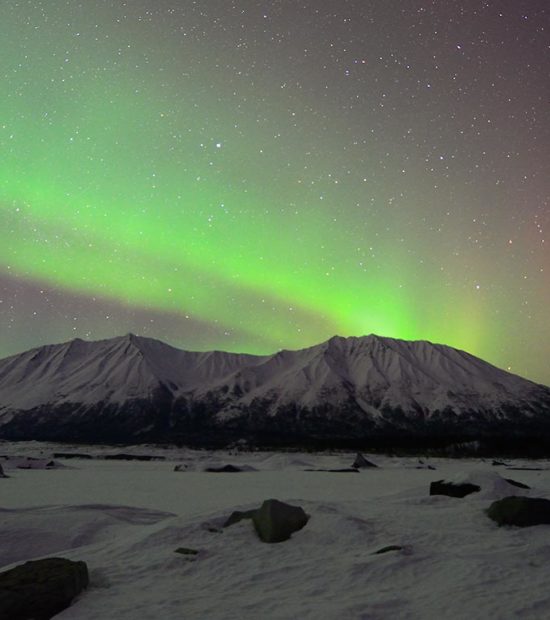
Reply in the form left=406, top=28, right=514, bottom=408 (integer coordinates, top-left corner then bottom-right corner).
left=1, top=442, right=550, bottom=619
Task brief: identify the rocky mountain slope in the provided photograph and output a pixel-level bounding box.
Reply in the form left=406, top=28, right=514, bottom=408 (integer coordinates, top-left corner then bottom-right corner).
left=1, top=334, right=549, bottom=447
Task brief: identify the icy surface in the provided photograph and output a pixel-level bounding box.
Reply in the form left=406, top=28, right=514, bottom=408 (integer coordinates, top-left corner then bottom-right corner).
left=1, top=443, right=550, bottom=619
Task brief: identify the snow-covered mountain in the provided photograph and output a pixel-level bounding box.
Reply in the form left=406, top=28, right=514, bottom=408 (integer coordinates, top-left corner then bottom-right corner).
left=0, top=334, right=549, bottom=446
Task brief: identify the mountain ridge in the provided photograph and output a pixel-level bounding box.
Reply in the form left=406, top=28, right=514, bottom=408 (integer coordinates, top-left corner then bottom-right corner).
left=1, top=333, right=549, bottom=448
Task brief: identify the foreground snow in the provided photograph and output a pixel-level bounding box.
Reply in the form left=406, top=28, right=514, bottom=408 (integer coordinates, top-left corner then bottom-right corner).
left=1, top=443, right=550, bottom=619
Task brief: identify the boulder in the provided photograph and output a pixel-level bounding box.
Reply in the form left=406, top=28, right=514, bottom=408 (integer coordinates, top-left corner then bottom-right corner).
left=352, top=453, right=378, bottom=469
left=487, top=496, right=550, bottom=527
left=0, top=557, right=88, bottom=620
left=252, top=499, right=309, bottom=543
left=430, top=480, right=481, bottom=498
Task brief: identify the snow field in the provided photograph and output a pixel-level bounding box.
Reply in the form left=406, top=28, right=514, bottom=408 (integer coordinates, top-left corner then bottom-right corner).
left=1, top=447, right=550, bottom=619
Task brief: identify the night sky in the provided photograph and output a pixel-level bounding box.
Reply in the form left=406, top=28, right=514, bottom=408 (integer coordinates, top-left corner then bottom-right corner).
left=1, top=1, right=548, bottom=385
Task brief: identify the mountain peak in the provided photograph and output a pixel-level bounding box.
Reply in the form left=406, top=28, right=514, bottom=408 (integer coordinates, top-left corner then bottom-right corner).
left=326, top=333, right=377, bottom=345
left=324, top=333, right=391, bottom=351
left=120, top=332, right=140, bottom=344
left=0, top=333, right=549, bottom=446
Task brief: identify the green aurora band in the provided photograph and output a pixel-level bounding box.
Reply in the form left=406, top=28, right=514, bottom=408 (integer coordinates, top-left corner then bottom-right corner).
left=1, top=2, right=548, bottom=384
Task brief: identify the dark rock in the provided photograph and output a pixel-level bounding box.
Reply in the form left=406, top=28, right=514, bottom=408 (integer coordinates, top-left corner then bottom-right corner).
left=0, top=463, right=7, bottom=478
left=53, top=453, right=93, bottom=460
left=204, top=526, right=222, bottom=534
left=430, top=480, right=481, bottom=498
left=252, top=499, right=309, bottom=543
left=416, top=463, right=436, bottom=470
left=205, top=464, right=242, bottom=473
left=174, top=547, right=199, bottom=556
left=503, top=478, right=530, bottom=490
left=223, top=509, right=257, bottom=528
left=492, top=460, right=508, bottom=466
left=15, top=458, right=59, bottom=470
left=0, top=557, right=88, bottom=620
left=305, top=468, right=359, bottom=473
left=174, top=464, right=188, bottom=472
left=373, top=545, right=403, bottom=555
left=352, top=453, right=378, bottom=469
left=487, top=496, right=550, bottom=527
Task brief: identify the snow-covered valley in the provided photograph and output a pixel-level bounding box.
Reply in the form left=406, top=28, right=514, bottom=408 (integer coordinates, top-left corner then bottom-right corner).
left=2, top=442, right=550, bottom=619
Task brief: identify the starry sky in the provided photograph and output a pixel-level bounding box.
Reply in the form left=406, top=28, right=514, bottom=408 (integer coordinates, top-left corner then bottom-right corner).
left=1, top=1, right=548, bottom=385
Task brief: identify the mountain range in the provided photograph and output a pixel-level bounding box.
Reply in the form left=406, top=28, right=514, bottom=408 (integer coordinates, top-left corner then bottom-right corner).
left=0, top=334, right=549, bottom=449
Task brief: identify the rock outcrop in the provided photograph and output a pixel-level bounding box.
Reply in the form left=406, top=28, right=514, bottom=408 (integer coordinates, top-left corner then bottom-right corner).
left=0, top=557, right=88, bottom=620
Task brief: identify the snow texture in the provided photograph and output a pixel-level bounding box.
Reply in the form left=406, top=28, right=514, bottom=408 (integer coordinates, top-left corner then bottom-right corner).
left=1, top=443, right=550, bottom=619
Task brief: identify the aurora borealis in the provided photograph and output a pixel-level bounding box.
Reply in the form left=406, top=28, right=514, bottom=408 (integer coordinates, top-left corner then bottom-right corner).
left=1, top=1, right=548, bottom=384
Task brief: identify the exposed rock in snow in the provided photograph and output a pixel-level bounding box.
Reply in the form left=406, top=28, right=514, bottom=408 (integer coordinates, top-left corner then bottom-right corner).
left=221, top=499, right=310, bottom=542
left=431, top=470, right=531, bottom=501
left=174, top=547, right=199, bottom=556
left=487, top=496, right=550, bottom=527
left=503, top=478, right=530, bottom=490
left=0, top=557, right=88, bottom=620
left=3, top=457, right=63, bottom=471
left=252, top=499, right=310, bottom=543
left=204, top=464, right=257, bottom=473
left=430, top=479, right=481, bottom=498
left=305, top=467, right=359, bottom=473
left=53, top=452, right=93, bottom=460
left=373, top=545, right=405, bottom=555
left=352, top=453, right=378, bottom=468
